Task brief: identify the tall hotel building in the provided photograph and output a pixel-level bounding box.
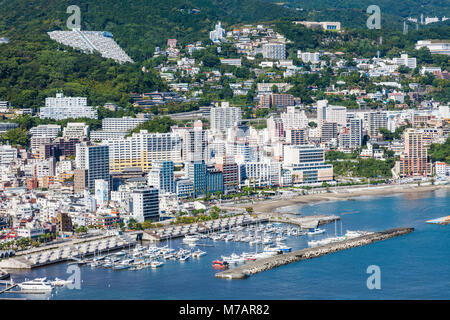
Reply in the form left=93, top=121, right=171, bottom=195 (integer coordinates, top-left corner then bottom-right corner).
left=102, top=130, right=182, bottom=173
left=398, top=128, right=429, bottom=176
left=147, top=161, right=175, bottom=194
left=75, top=142, right=110, bottom=192
left=368, top=111, right=387, bottom=137
left=210, top=102, right=242, bottom=133
left=283, top=145, right=333, bottom=184
left=183, top=120, right=208, bottom=162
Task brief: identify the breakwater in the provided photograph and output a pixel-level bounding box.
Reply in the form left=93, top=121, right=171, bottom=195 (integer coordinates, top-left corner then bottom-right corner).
left=215, top=227, right=414, bottom=279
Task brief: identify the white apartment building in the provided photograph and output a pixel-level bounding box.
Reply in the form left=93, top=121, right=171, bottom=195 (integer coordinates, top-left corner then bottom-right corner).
left=63, top=122, right=89, bottom=139
left=102, top=131, right=182, bottom=173
left=40, top=92, right=97, bottom=120
left=210, top=102, right=242, bottom=133
left=0, top=145, right=17, bottom=165
left=102, top=117, right=148, bottom=132
left=393, top=54, right=417, bottom=69
left=262, top=43, right=286, bottom=60
left=281, top=107, right=309, bottom=129
left=415, top=40, right=450, bottom=55
left=30, top=124, right=61, bottom=138
left=183, top=120, right=208, bottom=162
left=297, top=51, right=321, bottom=64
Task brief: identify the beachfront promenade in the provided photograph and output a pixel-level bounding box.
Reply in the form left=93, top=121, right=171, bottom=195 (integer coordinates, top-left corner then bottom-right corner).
left=215, top=227, right=414, bottom=279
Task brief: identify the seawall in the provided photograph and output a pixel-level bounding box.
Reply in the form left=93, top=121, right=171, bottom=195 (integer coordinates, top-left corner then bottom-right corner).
left=215, top=227, right=414, bottom=279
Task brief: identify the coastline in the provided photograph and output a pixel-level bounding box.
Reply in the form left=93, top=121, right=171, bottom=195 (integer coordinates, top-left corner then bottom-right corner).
left=237, top=184, right=450, bottom=214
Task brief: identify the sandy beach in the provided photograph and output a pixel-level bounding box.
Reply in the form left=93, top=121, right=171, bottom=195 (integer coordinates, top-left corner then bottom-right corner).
left=225, top=184, right=450, bottom=214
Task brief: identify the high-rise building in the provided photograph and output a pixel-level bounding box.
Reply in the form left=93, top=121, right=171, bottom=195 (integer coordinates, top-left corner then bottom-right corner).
left=183, top=120, right=208, bottom=162
left=147, top=161, right=175, bottom=194
left=215, top=157, right=238, bottom=193
left=102, top=130, right=182, bottom=173
left=281, top=107, right=309, bottom=130
left=399, top=128, right=429, bottom=176
left=286, top=128, right=307, bottom=145
left=262, top=43, right=286, bottom=60
left=283, top=145, right=333, bottom=183
left=349, top=118, right=363, bottom=148
left=130, top=187, right=159, bottom=222
left=297, top=51, right=321, bottom=64
left=368, top=111, right=387, bottom=137
left=185, top=161, right=207, bottom=197
left=206, top=166, right=224, bottom=194
left=210, top=102, right=242, bottom=133
left=321, top=122, right=338, bottom=142
left=75, top=142, right=110, bottom=192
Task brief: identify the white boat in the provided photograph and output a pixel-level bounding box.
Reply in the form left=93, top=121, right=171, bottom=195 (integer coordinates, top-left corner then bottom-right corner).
left=50, top=278, right=73, bottom=287
left=150, top=260, right=164, bottom=268
left=307, top=228, right=326, bottom=236
left=179, top=254, right=190, bottom=262
left=183, top=235, right=199, bottom=244
left=192, top=249, right=207, bottom=258
left=18, top=278, right=53, bottom=292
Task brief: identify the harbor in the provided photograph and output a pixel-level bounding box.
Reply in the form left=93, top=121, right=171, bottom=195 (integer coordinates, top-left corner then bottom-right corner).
left=215, top=227, right=415, bottom=279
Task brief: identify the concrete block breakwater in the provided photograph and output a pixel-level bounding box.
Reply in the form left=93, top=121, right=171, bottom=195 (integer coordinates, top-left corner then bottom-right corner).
left=215, top=227, right=414, bottom=279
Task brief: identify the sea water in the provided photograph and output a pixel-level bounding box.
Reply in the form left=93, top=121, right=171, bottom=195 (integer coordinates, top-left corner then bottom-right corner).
left=4, top=189, right=449, bottom=299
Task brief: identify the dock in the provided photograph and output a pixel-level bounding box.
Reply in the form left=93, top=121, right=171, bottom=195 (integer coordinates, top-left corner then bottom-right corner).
left=142, top=215, right=269, bottom=242
left=0, top=280, right=17, bottom=295
left=0, top=233, right=138, bottom=270
left=215, top=227, right=414, bottom=279
left=267, top=213, right=340, bottom=229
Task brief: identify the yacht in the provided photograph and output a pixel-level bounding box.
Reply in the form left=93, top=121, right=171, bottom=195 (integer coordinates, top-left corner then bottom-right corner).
left=183, top=235, right=199, bottom=244
left=150, top=260, right=164, bottom=268
left=18, top=278, right=53, bottom=292
left=307, top=228, right=326, bottom=236
left=192, top=249, right=207, bottom=258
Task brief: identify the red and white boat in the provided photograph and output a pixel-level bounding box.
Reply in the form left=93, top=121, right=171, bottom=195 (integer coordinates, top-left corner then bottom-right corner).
left=212, top=260, right=229, bottom=269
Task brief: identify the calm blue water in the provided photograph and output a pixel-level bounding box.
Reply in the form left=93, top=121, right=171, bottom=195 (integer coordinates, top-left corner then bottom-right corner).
left=5, top=189, right=450, bottom=300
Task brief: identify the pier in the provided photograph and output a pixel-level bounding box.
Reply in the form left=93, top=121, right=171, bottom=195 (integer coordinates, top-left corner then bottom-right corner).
left=267, top=213, right=340, bottom=229
left=215, top=227, right=414, bottom=279
left=142, top=215, right=269, bottom=242
left=0, top=233, right=138, bottom=270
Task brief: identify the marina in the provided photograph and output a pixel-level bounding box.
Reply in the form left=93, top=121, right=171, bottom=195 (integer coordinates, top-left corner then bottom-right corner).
left=0, top=190, right=448, bottom=299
